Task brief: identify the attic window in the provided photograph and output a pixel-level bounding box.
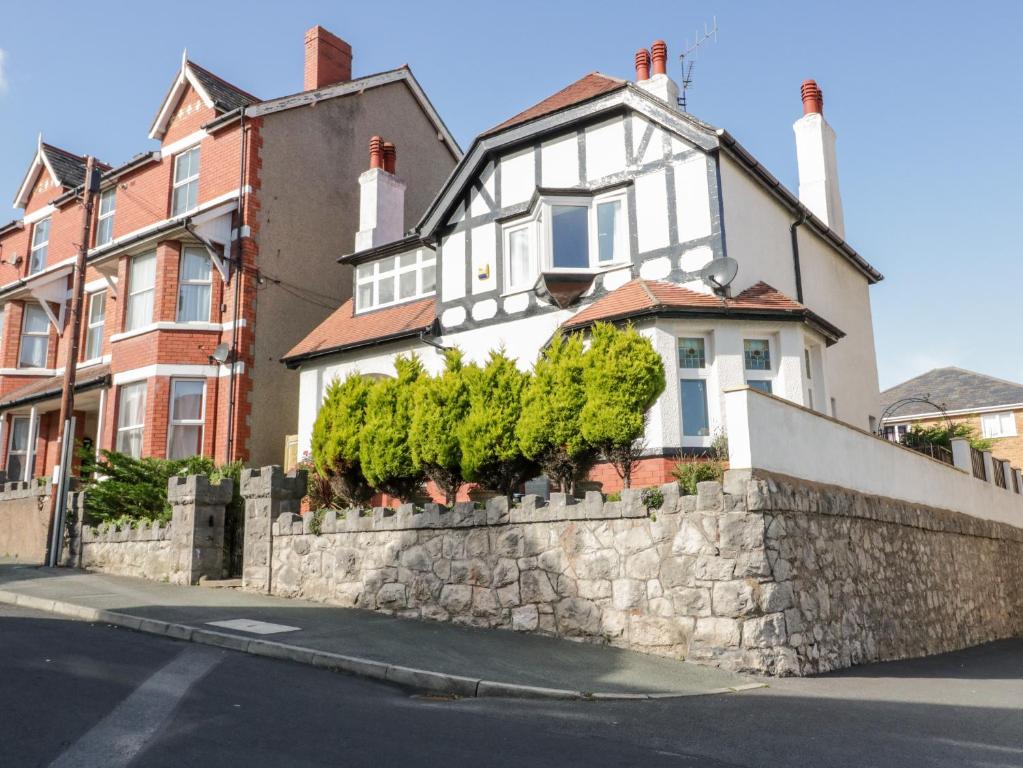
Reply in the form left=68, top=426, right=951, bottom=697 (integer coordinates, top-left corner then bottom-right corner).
left=30, top=218, right=50, bottom=275
left=171, top=147, right=200, bottom=216
left=355, top=249, right=436, bottom=313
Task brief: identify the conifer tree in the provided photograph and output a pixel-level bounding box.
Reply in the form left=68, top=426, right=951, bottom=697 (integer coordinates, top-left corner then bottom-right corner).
left=409, top=349, right=470, bottom=505
left=310, top=373, right=374, bottom=507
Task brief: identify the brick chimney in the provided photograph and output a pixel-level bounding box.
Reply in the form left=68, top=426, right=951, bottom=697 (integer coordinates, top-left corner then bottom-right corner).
left=304, top=26, right=352, bottom=91
left=356, top=136, right=406, bottom=250
left=793, top=79, right=845, bottom=237
left=635, top=40, right=679, bottom=107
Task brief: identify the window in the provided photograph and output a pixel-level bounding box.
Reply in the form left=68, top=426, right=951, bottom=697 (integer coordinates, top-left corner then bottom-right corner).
left=95, top=188, right=116, bottom=246
left=744, top=339, right=771, bottom=371
left=84, top=291, right=105, bottom=360
left=18, top=304, right=49, bottom=368
left=543, top=192, right=628, bottom=272
left=504, top=224, right=535, bottom=292
left=177, top=247, right=212, bottom=322
left=551, top=205, right=589, bottom=269
left=171, top=146, right=200, bottom=215
left=804, top=348, right=812, bottom=379
left=681, top=379, right=710, bottom=437
left=883, top=424, right=910, bottom=443
left=982, top=412, right=1018, bottom=439
left=30, top=218, right=50, bottom=274
left=596, top=199, right=623, bottom=264
left=115, top=382, right=146, bottom=458
left=354, top=249, right=436, bottom=312
left=167, top=379, right=206, bottom=459
left=6, top=416, right=31, bottom=481
left=748, top=380, right=773, bottom=395
left=678, top=338, right=706, bottom=369
left=126, top=252, right=156, bottom=331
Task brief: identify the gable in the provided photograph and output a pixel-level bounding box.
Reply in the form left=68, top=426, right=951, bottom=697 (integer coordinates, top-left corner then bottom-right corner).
left=161, top=83, right=218, bottom=144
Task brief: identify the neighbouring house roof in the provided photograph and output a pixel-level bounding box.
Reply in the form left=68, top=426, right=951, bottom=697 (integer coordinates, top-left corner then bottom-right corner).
left=561, top=279, right=845, bottom=343
left=282, top=297, right=436, bottom=367
left=482, top=72, right=627, bottom=137
left=188, top=61, right=259, bottom=112
left=13, top=141, right=111, bottom=209
left=337, top=235, right=428, bottom=266
left=0, top=365, right=111, bottom=411
left=880, top=367, right=1023, bottom=418
left=149, top=56, right=259, bottom=140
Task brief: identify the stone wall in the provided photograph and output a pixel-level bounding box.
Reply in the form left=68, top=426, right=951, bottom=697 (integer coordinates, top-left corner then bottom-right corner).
left=249, top=466, right=1023, bottom=676
left=0, top=480, right=49, bottom=563
left=80, top=476, right=234, bottom=585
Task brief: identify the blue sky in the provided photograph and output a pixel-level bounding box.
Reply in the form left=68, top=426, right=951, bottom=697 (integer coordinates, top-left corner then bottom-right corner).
left=1, top=1, right=1020, bottom=389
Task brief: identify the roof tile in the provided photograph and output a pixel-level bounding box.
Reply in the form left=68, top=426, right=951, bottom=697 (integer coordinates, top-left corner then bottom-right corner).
left=483, top=72, right=626, bottom=136
left=880, top=367, right=1023, bottom=415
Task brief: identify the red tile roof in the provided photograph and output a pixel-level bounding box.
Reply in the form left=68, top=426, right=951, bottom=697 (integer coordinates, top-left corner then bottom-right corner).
left=483, top=72, right=627, bottom=136
left=562, top=280, right=843, bottom=340
left=0, top=364, right=111, bottom=410
left=283, top=298, right=436, bottom=366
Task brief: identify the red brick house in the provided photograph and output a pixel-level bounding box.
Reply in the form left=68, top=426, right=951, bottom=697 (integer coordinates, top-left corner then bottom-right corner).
left=0, top=26, right=459, bottom=483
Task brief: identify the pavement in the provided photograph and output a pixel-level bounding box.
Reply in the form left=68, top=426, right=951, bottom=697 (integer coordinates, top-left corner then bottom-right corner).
left=5, top=600, right=1023, bottom=767
left=0, top=563, right=759, bottom=700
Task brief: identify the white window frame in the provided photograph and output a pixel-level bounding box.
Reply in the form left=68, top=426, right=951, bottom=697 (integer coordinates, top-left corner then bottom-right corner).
left=125, top=251, right=157, bottom=331
left=115, top=381, right=147, bottom=458
left=354, top=249, right=437, bottom=314
left=30, top=218, right=50, bottom=274
left=167, top=378, right=207, bottom=459
left=6, top=415, right=32, bottom=481
left=95, top=188, right=116, bottom=246
left=678, top=333, right=712, bottom=449
left=176, top=246, right=213, bottom=323
left=981, top=411, right=1017, bottom=439
left=18, top=303, right=50, bottom=369
left=500, top=190, right=630, bottom=293
left=83, top=290, right=106, bottom=361
left=171, top=146, right=200, bottom=216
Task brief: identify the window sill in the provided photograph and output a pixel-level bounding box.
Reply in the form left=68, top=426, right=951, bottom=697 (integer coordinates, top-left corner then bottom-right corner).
left=110, top=321, right=223, bottom=343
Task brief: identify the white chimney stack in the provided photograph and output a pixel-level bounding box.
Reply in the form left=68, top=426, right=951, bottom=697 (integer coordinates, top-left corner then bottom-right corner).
left=793, top=79, right=845, bottom=238
left=635, top=41, right=680, bottom=107
left=355, top=136, right=405, bottom=251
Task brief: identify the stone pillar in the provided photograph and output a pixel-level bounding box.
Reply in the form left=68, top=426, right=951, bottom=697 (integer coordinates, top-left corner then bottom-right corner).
left=240, top=465, right=307, bottom=593
left=167, top=475, right=233, bottom=585
left=949, top=438, right=971, bottom=474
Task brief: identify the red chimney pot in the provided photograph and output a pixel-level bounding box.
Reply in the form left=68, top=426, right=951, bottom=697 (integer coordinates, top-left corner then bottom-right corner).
left=382, top=141, right=396, bottom=175
left=369, top=136, right=383, bottom=169
left=801, top=79, right=823, bottom=116
left=635, top=49, right=651, bottom=81
left=651, top=40, right=668, bottom=76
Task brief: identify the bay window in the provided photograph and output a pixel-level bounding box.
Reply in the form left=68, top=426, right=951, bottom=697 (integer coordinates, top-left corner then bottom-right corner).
left=6, top=416, right=31, bottom=481
left=177, top=247, right=212, bottom=322
left=167, top=378, right=206, bottom=459
left=95, top=188, right=116, bottom=246
left=18, top=304, right=49, bottom=368
left=171, top=146, right=200, bottom=215
left=500, top=189, right=628, bottom=292
left=115, top=382, right=146, bottom=458
left=126, top=252, right=156, bottom=331
left=678, top=336, right=711, bottom=444
left=355, top=249, right=436, bottom=312
left=744, top=337, right=774, bottom=394
left=84, top=291, right=105, bottom=360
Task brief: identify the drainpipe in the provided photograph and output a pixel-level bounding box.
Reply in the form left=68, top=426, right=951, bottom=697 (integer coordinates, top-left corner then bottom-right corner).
left=225, top=111, right=248, bottom=463
left=789, top=212, right=806, bottom=303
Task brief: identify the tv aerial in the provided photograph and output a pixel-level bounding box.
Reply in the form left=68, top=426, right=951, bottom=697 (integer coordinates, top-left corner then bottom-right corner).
left=678, top=17, right=719, bottom=113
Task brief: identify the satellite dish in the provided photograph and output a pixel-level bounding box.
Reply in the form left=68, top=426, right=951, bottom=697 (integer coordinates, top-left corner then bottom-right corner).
left=209, top=343, right=231, bottom=365
left=699, top=257, right=738, bottom=293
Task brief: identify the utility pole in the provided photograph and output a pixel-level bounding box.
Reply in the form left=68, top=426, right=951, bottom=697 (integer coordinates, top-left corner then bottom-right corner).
left=44, top=156, right=99, bottom=567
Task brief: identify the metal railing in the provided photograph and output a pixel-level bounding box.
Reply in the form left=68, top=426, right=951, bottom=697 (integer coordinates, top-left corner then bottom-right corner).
left=900, top=439, right=953, bottom=466
left=970, top=447, right=987, bottom=481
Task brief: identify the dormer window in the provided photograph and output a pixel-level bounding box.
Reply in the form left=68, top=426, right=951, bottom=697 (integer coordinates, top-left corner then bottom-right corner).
left=501, top=189, right=628, bottom=292
left=29, top=218, right=50, bottom=274
left=355, top=248, right=436, bottom=313
left=171, top=147, right=200, bottom=216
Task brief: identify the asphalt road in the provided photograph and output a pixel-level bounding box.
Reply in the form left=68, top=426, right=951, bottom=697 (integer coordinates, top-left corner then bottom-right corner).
left=4, top=603, right=1023, bottom=768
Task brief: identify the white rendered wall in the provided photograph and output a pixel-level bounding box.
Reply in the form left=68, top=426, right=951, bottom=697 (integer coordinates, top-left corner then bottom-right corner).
left=718, top=153, right=880, bottom=430
left=725, top=387, right=1023, bottom=529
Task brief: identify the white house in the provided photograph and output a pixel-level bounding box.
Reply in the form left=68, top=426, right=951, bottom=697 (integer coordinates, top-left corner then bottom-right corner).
left=282, top=40, right=884, bottom=489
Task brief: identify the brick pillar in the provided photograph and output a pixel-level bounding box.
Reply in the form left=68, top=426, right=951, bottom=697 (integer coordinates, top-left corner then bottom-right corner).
left=240, top=465, right=307, bottom=592
left=167, top=474, right=233, bottom=585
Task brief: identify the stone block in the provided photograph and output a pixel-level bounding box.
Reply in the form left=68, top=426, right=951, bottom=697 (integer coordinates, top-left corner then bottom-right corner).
left=439, top=584, right=472, bottom=613
left=693, top=616, right=742, bottom=648
left=612, top=578, right=646, bottom=610
left=511, top=604, right=539, bottom=631
left=554, top=597, right=601, bottom=637
left=742, top=612, right=787, bottom=649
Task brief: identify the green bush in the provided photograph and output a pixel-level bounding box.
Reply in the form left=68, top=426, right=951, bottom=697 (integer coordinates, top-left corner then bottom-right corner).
left=903, top=422, right=992, bottom=453
left=580, top=323, right=666, bottom=488
left=311, top=373, right=374, bottom=507
left=82, top=450, right=228, bottom=525
left=517, top=333, right=594, bottom=494
left=458, top=350, right=537, bottom=498
left=672, top=459, right=724, bottom=496
left=360, top=355, right=426, bottom=502
left=409, top=349, right=470, bottom=505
